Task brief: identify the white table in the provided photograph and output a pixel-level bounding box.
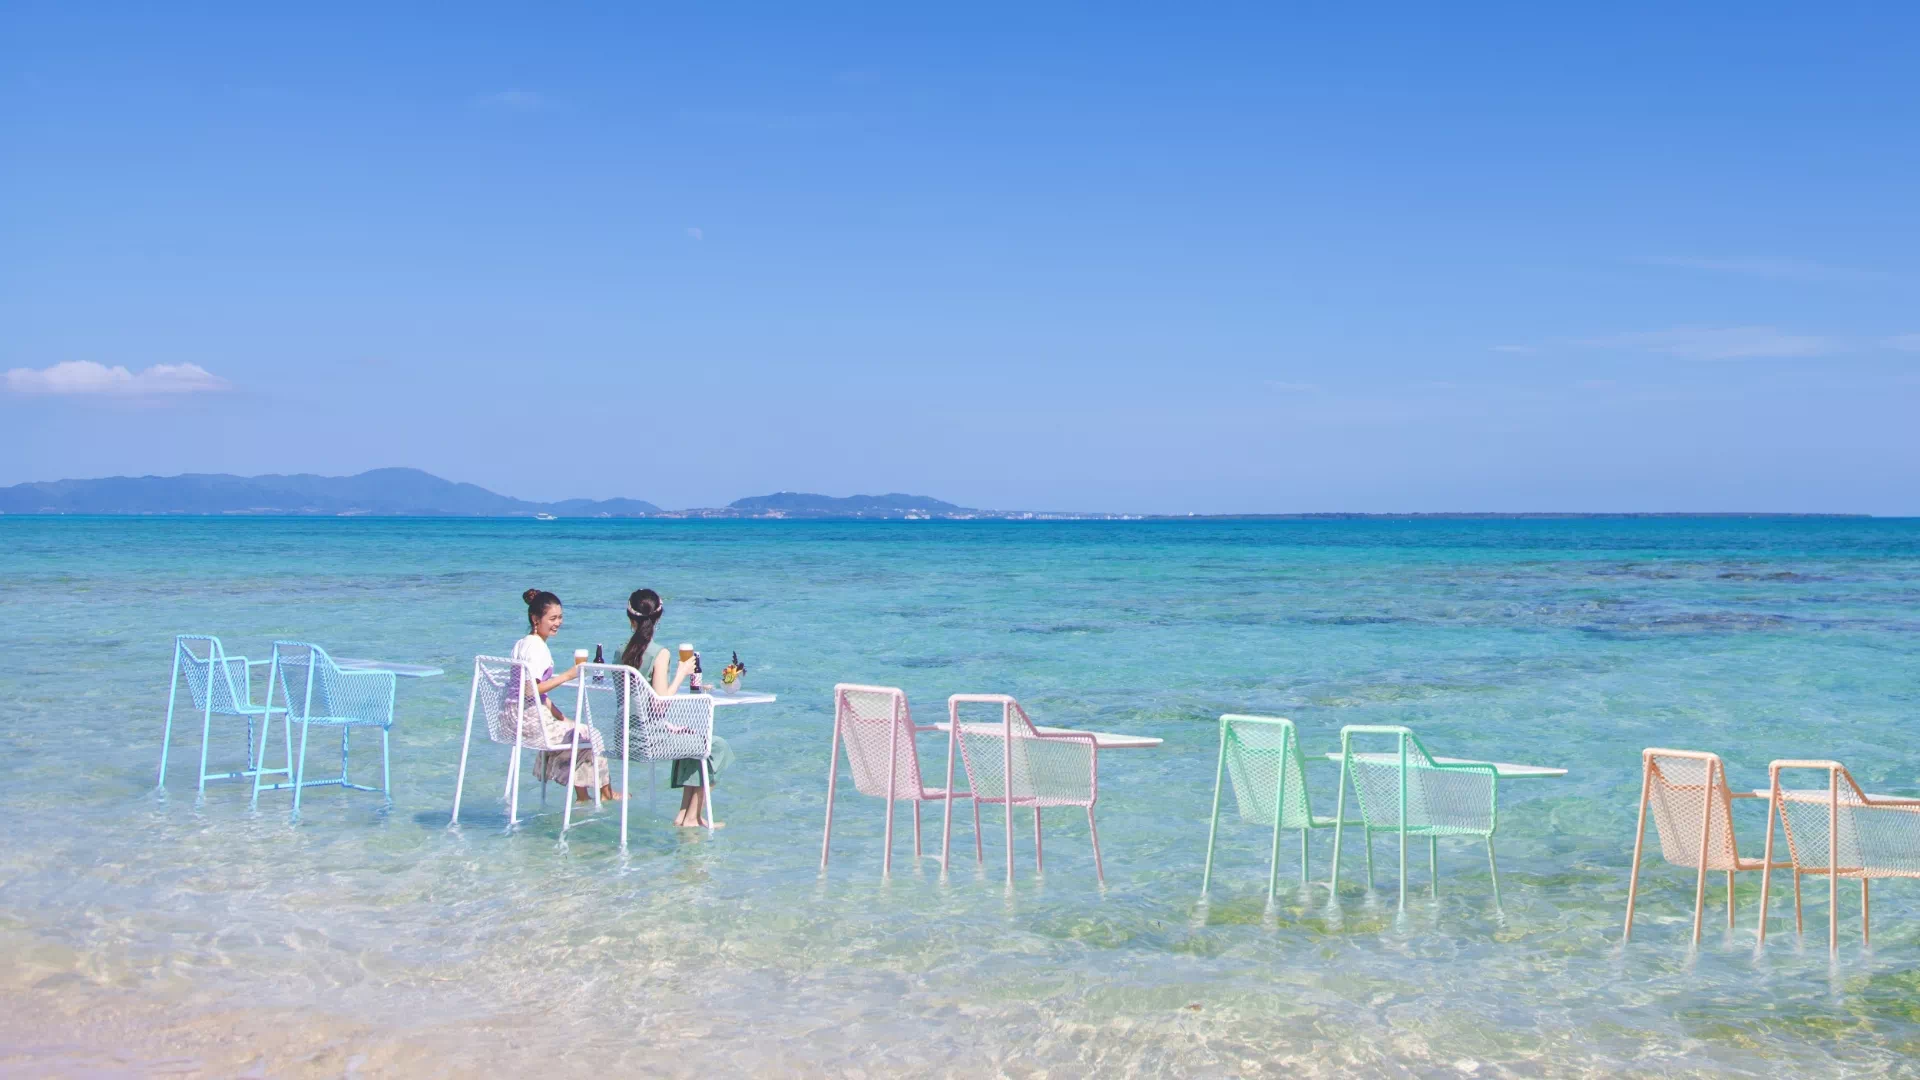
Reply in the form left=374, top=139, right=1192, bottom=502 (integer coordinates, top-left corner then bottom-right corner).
left=706, top=691, right=776, bottom=707
left=335, top=658, right=445, bottom=678
left=932, top=722, right=1162, bottom=750
left=1323, top=752, right=1565, bottom=779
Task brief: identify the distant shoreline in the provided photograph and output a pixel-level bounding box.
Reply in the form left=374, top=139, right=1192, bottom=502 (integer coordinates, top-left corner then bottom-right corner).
left=1, top=470, right=1890, bottom=520
left=0, top=511, right=1884, bottom=521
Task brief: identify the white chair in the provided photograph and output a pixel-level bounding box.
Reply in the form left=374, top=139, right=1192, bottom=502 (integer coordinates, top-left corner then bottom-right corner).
left=819, top=683, right=971, bottom=876
left=570, top=662, right=718, bottom=845
left=449, top=655, right=602, bottom=833
left=946, top=694, right=1102, bottom=883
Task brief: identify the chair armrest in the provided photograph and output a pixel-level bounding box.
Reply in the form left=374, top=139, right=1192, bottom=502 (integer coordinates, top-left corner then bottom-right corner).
left=1030, top=730, right=1098, bottom=747
left=1729, top=792, right=1764, bottom=800
left=1428, top=760, right=1499, bottom=778
left=246, top=659, right=272, bottom=667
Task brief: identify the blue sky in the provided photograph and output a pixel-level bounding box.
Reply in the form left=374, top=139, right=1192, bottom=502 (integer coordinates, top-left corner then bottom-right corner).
left=4, top=4, right=1917, bottom=513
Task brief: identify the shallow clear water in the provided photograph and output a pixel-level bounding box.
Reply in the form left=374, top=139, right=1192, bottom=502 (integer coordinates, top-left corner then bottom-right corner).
left=4, top=517, right=1919, bottom=1077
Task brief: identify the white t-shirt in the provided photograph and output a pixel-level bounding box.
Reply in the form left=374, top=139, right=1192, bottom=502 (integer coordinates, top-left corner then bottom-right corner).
left=511, top=633, right=555, bottom=702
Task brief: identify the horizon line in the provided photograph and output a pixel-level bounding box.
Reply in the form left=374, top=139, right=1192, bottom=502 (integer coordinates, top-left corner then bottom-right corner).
left=0, top=510, right=1892, bottom=521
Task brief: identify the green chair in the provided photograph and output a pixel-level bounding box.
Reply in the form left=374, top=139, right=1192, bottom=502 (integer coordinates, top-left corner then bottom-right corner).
left=1200, top=715, right=1344, bottom=902
left=1329, top=725, right=1500, bottom=909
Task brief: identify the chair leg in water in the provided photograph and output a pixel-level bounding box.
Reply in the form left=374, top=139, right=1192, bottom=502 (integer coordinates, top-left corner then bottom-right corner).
left=1487, top=838, right=1501, bottom=909
left=700, top=760, right=716, bottom=832
left=196, top=695, right=216, bottom=796
left=291, top=721, right=312, bottom=820
left=1088, top=807, right=1104, bottom=884
left=506, top=745, right=523, bottom=826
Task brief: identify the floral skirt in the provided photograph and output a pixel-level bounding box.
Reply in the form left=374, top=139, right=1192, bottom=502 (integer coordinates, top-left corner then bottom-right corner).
left=517, top=705, right=610, bottom=789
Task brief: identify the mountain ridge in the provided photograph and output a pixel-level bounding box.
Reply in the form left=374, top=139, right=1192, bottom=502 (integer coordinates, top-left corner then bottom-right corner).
left=0, top=468, right=663, bottom=517
left=0, top=470, right=1870, bottom=519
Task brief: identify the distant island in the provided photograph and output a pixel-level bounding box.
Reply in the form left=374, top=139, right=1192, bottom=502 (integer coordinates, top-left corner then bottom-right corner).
left=0, top=469, right=1076, bottom=519
left=0, top=468, right=663, bottom=518
left=0, top=468, right=1873, bottom=519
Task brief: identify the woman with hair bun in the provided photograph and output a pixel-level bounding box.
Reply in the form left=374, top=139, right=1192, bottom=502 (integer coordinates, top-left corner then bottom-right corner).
left=512, top=588, right=617, bottom=804
left=621, top=588, right=732, bottom=827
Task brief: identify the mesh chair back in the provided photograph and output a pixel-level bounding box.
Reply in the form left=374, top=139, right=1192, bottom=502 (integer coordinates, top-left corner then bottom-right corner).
left=1644, top=749, right=1742, bottom=871
left=176, top=634, right=252, bottom=715
left=1220, top=715, right=1314, bottom=829
left=1773, top=763, right=1920, bottom=879
left=470, top=654, right=565, bottom=748
left=594, top=665, right=712, bottom=762
left=1344, top=728, right=1495, bottom=837
left=571, top=661, right=624, bottom=754
left=951, top=696, right=1095, bottom=809
left=834, top=685, right=928, bottom=799
left=271, top=641, right=395, bottom=727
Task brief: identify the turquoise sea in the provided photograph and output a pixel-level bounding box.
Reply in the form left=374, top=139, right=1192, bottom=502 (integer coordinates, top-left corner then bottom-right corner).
left=4, top=516, right=1920, bottom=1077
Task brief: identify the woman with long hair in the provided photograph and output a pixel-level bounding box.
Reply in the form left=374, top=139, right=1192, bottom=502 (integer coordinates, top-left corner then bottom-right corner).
left=511, top=589, right=617, bottom=804
left=621, top=588, right=732, bottom=827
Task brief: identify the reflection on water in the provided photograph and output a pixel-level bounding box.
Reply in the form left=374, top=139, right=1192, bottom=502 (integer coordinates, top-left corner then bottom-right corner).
left=3, top=516, right=1919, bottom=1076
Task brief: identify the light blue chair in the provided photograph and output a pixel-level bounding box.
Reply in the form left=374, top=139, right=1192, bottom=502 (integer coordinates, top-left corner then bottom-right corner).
left=158, top=634, right=288, bottom=795
left=252, top=641, right=397, bottom=818
left=1328, top=725, right=1501, bottom=909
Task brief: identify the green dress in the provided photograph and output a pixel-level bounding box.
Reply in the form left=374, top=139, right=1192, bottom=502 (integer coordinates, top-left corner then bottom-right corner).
left=637, top=642, right=734, bottom=788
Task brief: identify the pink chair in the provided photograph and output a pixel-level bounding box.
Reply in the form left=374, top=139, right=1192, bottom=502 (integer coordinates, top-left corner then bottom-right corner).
left=819, top=684, right=970, bottom=876
left=945, top=694, right=1102, bottom=884
left=1758, top=759, right=1920, bottom=952
left=1622, top=748, right=1787, bottom=943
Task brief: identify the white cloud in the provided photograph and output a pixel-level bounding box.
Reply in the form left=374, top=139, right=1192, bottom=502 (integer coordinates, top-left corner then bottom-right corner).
left=3, top=361, right=229, bottom=396
left=1634, top=256, right=1883, bottom=282
left=476, top=89, right=545, bottom=113
left=1575, top=326, right=1833, bottom=360
left=686, top=227, right=704, bottom=241
left=1885, top=334, right=1920, bottom=353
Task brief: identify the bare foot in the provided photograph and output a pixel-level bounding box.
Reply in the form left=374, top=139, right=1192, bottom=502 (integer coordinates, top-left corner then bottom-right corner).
left=678, top=819, right=725, bottom=829
left=599, top=785, right=623, bottom=802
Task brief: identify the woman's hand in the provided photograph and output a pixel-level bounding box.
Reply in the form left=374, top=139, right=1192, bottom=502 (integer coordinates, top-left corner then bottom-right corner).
left=535, top=666, right=582, bottom=695
left=669, top=658, right=695, bottom=694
